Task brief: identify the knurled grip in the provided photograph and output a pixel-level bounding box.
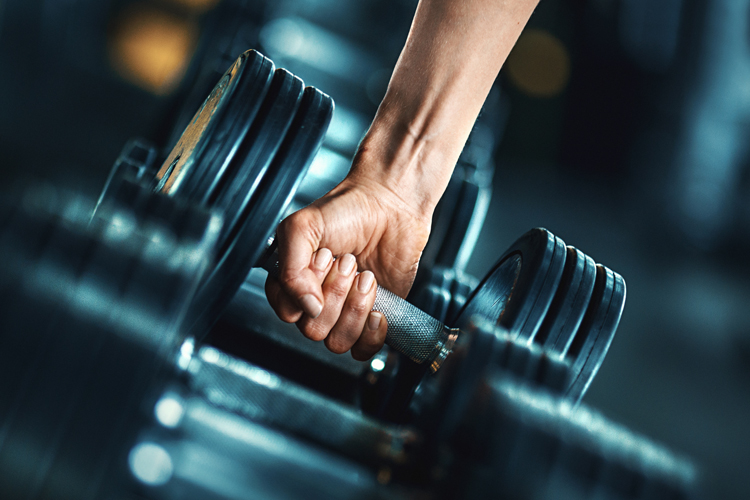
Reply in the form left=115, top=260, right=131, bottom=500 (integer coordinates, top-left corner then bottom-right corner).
left=260, top=248, right=458, bottom=371
left=372, top=285, right=453, bottom=365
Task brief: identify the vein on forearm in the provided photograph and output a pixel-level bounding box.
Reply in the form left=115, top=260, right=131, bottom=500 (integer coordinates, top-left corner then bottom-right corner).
left=357, top=0, right=539, bottom=213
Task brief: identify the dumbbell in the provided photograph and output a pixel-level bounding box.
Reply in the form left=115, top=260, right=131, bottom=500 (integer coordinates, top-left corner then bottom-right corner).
left=0, top=187, right=413, bottom=499
left=445, top=369, right=696, bottom=499
left=0, top=189, right=685, bottom=500
left=0, top=186, right=219, bottom=499
left=406, top=318, right=695, bottom=499
left=100, top=50, right=625, bottom=396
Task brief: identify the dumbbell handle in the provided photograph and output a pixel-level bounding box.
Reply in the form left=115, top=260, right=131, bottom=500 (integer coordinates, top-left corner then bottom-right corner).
left=259, top=247, right=459, bottom=372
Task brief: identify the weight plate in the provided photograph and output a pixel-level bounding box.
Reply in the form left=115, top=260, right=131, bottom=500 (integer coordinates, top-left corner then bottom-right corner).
left=435, top=170, right=480, bottom=268
left=414, top=165, right=465, bottom=284
left=534, top=246, right=596, bottom=355
left=210, top=68, right=304, bottom=253
left=565, top=264, right=626, bottom=402
left=187, top=51, right=275, bottom=204
left=0, top=198, right=205, bottom=498
left=154, top=50, right=251, bottom=197
left=455, top=228, right=567, bottom=342
left=189, top=86, right=333, bottom=335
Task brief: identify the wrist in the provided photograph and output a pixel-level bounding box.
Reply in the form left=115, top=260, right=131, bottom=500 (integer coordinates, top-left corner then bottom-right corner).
left=348, top=92, right=461, bottom=218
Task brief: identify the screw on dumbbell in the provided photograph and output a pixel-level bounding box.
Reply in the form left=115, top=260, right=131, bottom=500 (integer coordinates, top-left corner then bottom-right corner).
left=0, top=187, right=217, bottom=498
left=440, top=372, right=695, bottom=499
left=99, top=50, right=625, bottom=392
left=99, top=49, right=333, bottom=336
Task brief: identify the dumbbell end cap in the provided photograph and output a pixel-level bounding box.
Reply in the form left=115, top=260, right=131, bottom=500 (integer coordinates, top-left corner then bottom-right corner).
left=429, top=327, right=460, bottom=373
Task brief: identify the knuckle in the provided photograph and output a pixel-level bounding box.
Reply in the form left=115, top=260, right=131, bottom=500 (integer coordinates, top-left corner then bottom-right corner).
left=346, top=298, right=370, bottom=317
left=327, top=278, right=353, bottom=300
left=298, top=320, right=328, bottom=342
left=280, top=211, right=307, bottom=233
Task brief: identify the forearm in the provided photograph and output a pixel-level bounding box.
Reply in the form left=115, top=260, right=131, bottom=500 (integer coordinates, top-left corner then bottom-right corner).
left=351, top=0, right=538, bottom=216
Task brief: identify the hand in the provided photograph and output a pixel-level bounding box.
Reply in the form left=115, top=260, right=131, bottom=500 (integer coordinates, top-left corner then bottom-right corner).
left=264, top=0, right=538, bottom=360
left=264, top=172, right=432, bottom=360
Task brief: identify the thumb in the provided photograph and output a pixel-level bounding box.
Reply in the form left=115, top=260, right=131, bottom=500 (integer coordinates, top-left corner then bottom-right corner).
left=275, top=208, right=329, bottom=318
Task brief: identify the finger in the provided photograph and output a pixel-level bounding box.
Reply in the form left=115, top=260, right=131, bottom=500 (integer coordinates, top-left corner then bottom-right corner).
left=325, top=270, right=377, bottom=354
left=276, top=210, right=329, bottom=318
left=351, top=311, right=388, bottom=361
left=266, top=248, right=332, bottom=323
left=297, top=253, right=358, bottom=341
left=265, top=275, right=304, bottom=323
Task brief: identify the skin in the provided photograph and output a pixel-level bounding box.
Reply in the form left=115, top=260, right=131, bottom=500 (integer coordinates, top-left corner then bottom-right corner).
left=265, top=0, right=539, bottom=360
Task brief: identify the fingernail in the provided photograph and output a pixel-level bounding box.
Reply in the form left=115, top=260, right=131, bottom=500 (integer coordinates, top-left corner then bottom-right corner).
left=358, top=271, right=375, bottom=293
left=313, top=248, right=332, bottom=271
left=368, top=311, right=382, bottom=331
left=340, top=254, right=356, bottom=276
left=300, top=294, right=323, bottom=318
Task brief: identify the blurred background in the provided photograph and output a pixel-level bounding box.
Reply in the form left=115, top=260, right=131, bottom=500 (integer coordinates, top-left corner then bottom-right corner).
left=0, top=0, right=748, bottom=498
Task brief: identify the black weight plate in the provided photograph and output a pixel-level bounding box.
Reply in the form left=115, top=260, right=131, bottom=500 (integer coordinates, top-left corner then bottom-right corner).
left=210, top=68, right=304, bottom=253
left=189, top=86, right=333, bottom=335
left=534, top=246, right=596, bottom=355
left=435, top=170, right=480, bottom=268
left=154, top=50, right=256, bottom=197
left=565, top=265, right=626, bottom=402
left=418, top=166, right=465, bottom=273
left=455, top=228, right=567, bottom=342
left=187, top=51, right=275, bottom=204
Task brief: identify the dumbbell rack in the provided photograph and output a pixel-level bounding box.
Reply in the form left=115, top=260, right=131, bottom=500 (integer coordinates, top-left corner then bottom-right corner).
left=0, top=44, right=698, bottom=498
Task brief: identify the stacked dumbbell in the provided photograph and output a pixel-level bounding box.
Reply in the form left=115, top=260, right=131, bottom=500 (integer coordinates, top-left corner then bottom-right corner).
left=156, top=0, right=505, bottom=338
left=99, top=49, right=333, bottom=337
left=0, top=186, right=218, bottom=498
left=105, top=49, right=624, bottom=409
left=0, top=191, right=694, bottom=499
left=0, top=46, right=699, bottom=499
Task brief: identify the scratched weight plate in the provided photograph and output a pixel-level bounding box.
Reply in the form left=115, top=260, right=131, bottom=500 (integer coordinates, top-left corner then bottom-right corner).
left=154, top=50, right=273, bottom=202
left=455, top=228, right=567, bottom=342
left=189, top=86, right=333, bottom=335
left=209, top=68, right=304, bottom=250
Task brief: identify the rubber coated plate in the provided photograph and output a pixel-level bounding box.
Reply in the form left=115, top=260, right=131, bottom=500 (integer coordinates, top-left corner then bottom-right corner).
left=455, top=228, right=567, bottom=342
left=189, top=86, right=333, bottom=335
left=154, top=50, right=250, bottom=197
left=565, top=265, right=626, bottom=403
left=435, top=171, right=480, bottom=268
left=535, top=246, right=596, bottom=355
left=186, top=51, right=275, bottom=204
left=420, top=167, right=464, bottom=271
left=210, top=68, right=304, bottom=252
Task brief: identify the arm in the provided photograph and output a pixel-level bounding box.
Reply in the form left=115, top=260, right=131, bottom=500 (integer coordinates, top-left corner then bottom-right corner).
left=265, top=0, right=539, bottom=360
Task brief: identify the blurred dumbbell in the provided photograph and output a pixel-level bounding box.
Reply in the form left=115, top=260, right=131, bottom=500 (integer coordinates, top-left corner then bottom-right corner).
left=0, top=187, right=413, bottom=499
left=402, top=319, right=696, bottom=499
left=445, top=369, right=696, bottom=499
left=0, top=184, right=687, bottom=500
left=0, top=185, right=218, bottom=499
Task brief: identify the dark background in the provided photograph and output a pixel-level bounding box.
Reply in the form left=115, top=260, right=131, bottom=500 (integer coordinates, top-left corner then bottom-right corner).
left=1, top=0, right=748, bottom=497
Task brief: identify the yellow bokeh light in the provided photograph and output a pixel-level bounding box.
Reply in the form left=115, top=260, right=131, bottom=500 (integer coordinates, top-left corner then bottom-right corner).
left=505, top=29, right=571, bottom=98
left=109, top=4, right=198, bottom=95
